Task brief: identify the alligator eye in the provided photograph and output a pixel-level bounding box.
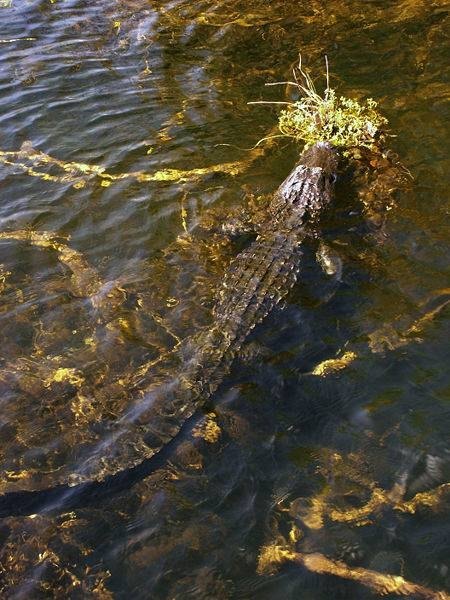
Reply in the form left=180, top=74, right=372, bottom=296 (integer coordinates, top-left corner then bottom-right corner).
left=329, top=173, right=337, bottom=184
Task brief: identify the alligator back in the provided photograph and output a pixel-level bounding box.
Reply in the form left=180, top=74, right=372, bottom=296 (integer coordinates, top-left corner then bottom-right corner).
left=0, top=142, right=337, bottom=494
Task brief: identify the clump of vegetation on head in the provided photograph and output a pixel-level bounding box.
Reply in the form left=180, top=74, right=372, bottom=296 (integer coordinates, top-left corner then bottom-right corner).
left=249, top=56, right=388, bottom=155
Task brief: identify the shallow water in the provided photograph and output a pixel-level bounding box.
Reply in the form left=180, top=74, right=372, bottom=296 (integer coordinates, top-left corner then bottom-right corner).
left=0, top=0, right=449, bottom=597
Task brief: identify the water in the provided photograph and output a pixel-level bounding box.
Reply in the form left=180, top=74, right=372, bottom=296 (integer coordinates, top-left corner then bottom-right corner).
left=0, top=0, right=449, bottom=597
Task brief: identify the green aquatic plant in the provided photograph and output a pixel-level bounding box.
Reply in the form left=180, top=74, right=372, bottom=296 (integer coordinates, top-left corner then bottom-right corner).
left=250, top=56, right=388, bottom=153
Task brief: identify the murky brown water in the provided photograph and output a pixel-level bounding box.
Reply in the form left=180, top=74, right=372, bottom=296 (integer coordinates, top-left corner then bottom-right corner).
left=0, top=0, right=449, bottom=598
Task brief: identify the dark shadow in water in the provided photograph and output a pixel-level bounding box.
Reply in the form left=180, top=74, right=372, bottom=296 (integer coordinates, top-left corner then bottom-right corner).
left=0, top=410, right=204, bottom=518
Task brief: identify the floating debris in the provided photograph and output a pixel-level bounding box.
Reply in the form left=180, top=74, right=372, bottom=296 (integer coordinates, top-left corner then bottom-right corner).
left=250, top=56, right=388, bottom=153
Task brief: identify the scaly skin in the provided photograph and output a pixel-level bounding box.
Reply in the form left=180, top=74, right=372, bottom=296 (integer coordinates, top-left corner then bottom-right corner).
left=0, top=142, right=337, bottom=495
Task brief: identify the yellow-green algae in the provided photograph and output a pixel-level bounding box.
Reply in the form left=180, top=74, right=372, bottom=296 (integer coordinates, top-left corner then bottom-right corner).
left=252, top=57, right=388, bottom=154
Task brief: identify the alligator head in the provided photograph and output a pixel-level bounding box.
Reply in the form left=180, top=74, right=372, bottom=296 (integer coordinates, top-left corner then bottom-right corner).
left=301, top=141, right=338, bottom=175
left=277, top=141, right=338, bottom=217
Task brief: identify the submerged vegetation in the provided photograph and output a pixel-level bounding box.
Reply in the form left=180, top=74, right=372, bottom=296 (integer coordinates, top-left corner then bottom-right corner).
left=0, top=141, right=255, bottom=188
left=0, top=0, right=448, bottom=596
left=251, top=57, right=388, bottom=153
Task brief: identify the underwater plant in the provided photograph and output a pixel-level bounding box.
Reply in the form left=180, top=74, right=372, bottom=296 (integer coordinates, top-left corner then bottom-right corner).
left=250, top=56, right=388, bottom=154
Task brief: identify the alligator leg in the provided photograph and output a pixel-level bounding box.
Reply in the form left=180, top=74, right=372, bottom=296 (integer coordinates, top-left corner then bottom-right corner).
left=316, top=241, right=343, bottom=282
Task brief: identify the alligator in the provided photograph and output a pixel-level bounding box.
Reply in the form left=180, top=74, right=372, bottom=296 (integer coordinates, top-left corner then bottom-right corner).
left=0, top=141, right=338, bottom=501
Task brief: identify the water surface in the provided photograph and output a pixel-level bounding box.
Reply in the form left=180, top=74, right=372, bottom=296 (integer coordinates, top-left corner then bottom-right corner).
left=0, top=0, right=449, bottom=597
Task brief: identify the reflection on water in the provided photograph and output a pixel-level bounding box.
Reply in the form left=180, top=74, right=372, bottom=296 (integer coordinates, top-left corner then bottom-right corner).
left=0, top=0, right=449, bottom=597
